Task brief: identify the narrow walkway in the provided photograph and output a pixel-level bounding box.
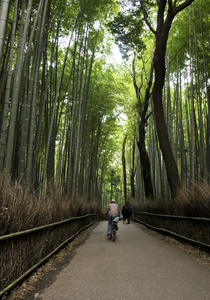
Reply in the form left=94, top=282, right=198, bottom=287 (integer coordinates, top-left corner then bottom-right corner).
left=39, top=221, right=210, bottom=300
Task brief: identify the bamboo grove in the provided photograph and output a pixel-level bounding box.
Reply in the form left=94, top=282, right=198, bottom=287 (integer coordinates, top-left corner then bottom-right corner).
left=110, top=0, right=210, bottom=201
left=0, top=0, right=210, bottom=204
left=0, top=0, right=121, bottom=203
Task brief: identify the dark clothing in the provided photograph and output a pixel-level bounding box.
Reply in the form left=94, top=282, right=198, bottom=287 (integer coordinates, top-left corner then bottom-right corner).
left=126, top=206, right=131, bottom=224
left=122, top=206, right=128, bottom=220
left=122, top=205, right=131, bottom=223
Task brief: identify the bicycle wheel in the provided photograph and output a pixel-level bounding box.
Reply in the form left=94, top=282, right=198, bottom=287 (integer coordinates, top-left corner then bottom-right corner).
left=112, top=228, right=116, bottom=241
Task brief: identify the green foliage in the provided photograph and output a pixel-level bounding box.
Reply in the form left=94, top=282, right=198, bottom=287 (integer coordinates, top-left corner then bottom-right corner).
left=108, top=0, right=145, bottom=59
left=2, top=0, right=210, bottom=203
left=168, top=0, right=210, bottom=77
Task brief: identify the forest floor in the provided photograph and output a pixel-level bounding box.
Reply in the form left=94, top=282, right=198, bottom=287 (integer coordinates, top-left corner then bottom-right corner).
left=3, top=222, right=210, bottom=300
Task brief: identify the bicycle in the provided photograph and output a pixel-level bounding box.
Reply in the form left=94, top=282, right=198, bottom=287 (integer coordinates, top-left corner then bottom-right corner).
left=110, top=216, right=122, bottom=241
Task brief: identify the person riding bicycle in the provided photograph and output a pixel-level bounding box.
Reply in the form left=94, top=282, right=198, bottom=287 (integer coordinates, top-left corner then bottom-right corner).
left=106, top=199, right=120, bottom=238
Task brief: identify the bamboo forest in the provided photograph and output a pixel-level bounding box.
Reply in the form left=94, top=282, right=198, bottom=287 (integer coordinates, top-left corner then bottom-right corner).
left=0, top=0, right=210, bottom=209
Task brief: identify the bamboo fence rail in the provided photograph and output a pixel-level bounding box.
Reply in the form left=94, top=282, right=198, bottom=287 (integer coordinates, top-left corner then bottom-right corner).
left=131, top=208, right=210, bottom=248
left=0, top=213, right=99, bottom=297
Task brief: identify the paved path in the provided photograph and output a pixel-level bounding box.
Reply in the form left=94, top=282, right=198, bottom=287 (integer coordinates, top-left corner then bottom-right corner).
left=39, top=221, right=210, bottom=300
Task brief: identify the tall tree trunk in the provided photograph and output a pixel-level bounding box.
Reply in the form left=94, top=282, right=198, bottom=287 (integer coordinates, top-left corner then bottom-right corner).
left=122, top=135, right=127, bottom=202
left=200, top=3, right=210, bottom=182
left=179, top=71, right=187, bottom=184
left=42, top=17, right=78, bottom=187
left=29, top=0, right=48, bottom=185
left=4, top=0, right=33, bottom=174
left=130, top=140, right=135, bottom=198
left=66, top=27, right=81, bottom=194
left=133, top=50, right=154, bottom=199
left=141, top=0, right=194, bottom=197
left=19, top=0, right=45, bottom=181
left=0, top=0, right=10, bottom=67
left=152, top=14, right=180, bottom=197
left=189, top=5, right=195, bottom=183
left=0, top=0, right=18, bottom=170
left=193, top=2, right=205, bottom=180
left=72, top=27, right=85, bottom=198
left=78, top=31, right=97, bottom=196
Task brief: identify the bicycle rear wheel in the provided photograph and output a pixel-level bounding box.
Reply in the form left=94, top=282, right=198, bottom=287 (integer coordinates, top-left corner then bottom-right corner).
left=111, top=228, right=116, bottom=241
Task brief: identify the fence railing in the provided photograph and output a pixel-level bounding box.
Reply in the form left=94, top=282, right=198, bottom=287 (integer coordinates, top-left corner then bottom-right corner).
left=131, top=208, right=210, bottom=249
left=0, top=213, right=99, bottom=297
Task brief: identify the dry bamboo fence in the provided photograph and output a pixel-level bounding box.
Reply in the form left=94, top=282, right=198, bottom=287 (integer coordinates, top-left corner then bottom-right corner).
left=0, top=213, right=99, bottom=297
left=132, top=208, right=210, bottom=248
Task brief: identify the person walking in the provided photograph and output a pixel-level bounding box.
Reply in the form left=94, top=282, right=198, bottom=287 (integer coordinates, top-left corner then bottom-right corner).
left=122, top=205, right=128, bottom=224
left=106, top=199, right=120, bottom=238
left=126, top=205, right=132, bottom=224
left=122, top=205, right=132, bottom=224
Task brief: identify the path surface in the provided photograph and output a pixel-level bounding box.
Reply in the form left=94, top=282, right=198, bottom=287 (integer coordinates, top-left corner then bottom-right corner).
left=39, top=221, right=210, bottom=300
